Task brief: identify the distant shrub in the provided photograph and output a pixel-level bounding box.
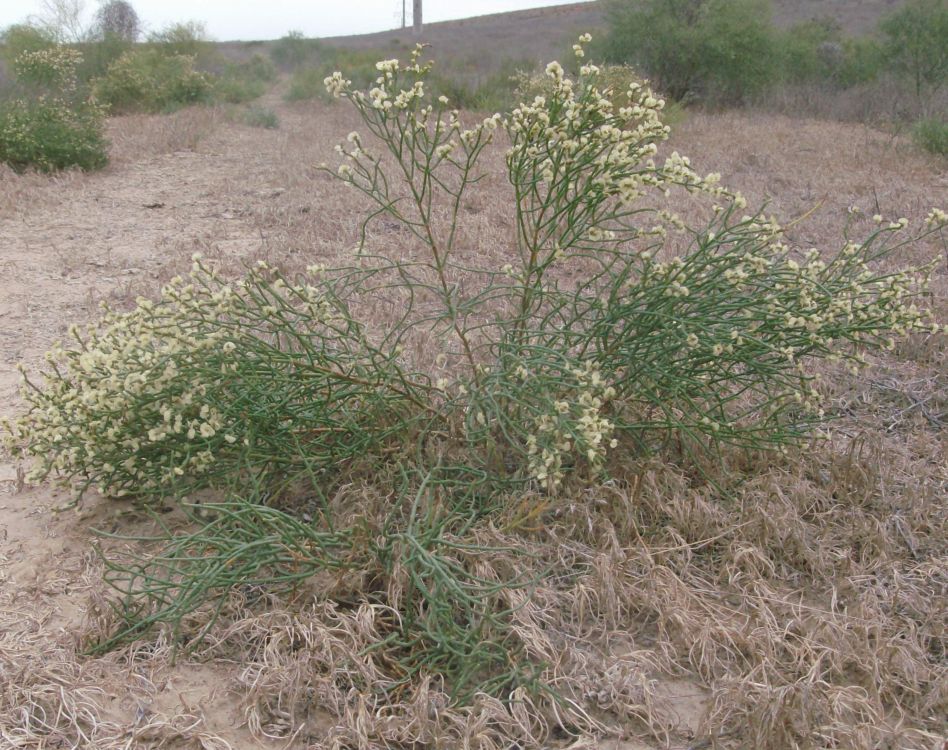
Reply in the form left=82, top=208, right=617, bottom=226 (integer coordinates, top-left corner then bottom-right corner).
left=212, top=54, right=276, bottom=103
left=270, top=30, right=315, bottom=70
left=699, top=0, right=780, bottom=102
left=778, top=19, right=841, bottom=84
left=913, top=117, right=948, bottom=155
left=880, top=0, right=948, bottom=99
left=146, top=21, right=212, bottom=60
left=285, top=67, right=327, bottom=101
left=94, top=49, right=213, bottom=113
left=74, top=33, right=133, bottom=83
left=213, top=75, right=265, bottom=104
left=427, top=73, right=509, bottom=111
left=242, top=104, right=279, bottom=128
left=0, top=24, right=57, bottom=68
left=237, top=53, right=277, bottom=83
left=427, top=59, right=528, bottom=111
left=0, top=97, right=107, bottom=171
left=514, top=63, right=686, bottom=126
left=0, top=46, right=107, bottom=172
left=11, top=45, right=83, bottom=90
left=836, top=36, right=885, bottom=88
left=600, top=0, right=779, bottom=104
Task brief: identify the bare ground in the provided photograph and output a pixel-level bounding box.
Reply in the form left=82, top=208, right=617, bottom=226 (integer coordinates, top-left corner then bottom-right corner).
left=0, top=89, right=946, bottom=748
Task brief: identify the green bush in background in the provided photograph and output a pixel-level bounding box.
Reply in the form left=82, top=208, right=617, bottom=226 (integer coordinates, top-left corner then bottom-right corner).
left=93, top=49, right=213, bottom=113
left=74, top=33, right=133, bottom=84
left=599, top=0, right=778, bottom=105
left=0, top=46, right=107, bottom=171
left=270, top=30, right=316, bottom=70
left=597, top=0, right=945, bottom=121
left=777, top=19, right=841, bottom=84
left=213, top=54, right=276, bottom=104
left=0, top=23, right=57, bottom=67
left=880, top=0, right=948, bottom=100
left=912, top=117, right=948, bottom=155
left=146, top=21, right=213, bottom=61
left=0, top=96, right=107, bottom=171
left=835, top=36, right=886, bottom=88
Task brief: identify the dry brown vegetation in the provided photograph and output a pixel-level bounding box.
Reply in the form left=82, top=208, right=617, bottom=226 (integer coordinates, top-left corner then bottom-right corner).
left=1, top=62, right=946, bottom=750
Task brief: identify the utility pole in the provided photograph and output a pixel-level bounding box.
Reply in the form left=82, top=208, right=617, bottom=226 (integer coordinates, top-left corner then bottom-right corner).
left=413, top=0, right=422, bottom=35
left=402, top=0, right=406, bottom=28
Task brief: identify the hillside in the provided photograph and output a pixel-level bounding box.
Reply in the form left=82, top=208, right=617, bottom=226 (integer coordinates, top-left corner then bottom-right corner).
left=315, top=0, right=905, bottom=60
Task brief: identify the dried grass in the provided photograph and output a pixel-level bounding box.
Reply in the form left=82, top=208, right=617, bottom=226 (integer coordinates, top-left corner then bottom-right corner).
left=0, top=556, right=240, bottom=749
left=98, top=422, right=937, bottom=749
left=107, top=107, right=224, bottom=165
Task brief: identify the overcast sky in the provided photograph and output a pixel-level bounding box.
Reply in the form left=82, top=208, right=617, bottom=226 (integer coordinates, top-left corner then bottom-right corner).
left=1, top=1, right=593, bottom=41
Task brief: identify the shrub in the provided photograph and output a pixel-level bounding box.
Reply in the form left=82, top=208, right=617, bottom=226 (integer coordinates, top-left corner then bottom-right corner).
left=0, top=46, right=107, bottom=172
left=777, top=19, right=842, bottom=85
left=600, top=0, right=779, bottom=104
left=285, top=67, right=327, bottom=101
left=269, top=30, right=315, bottom=70
left=0, top=96, right=107, bottom=171
left=912, top=117, right=948, bottom=154
left=6, top=37, right=944, bottom=699
left=424, top=59, right=529, bottom=112
left=698, top=0, right=780, bottom=102
left=212, top=74, right=265, bottom=104
left=0, top=23, right=57, bottom=68
left=242, top=104, right=278, bottom=128
left=10, top=45, right=83, bottom=90
left=836, top=36, right=885, bottom=88
left=146, top=21, right=212, bottom=60
left=93, top=49, right=213, bottom=113
left=74, top=33, right=133, bottom=84
left=880, top=0, right=948, bottom=99
left=236, top=53, right=277, bottom=83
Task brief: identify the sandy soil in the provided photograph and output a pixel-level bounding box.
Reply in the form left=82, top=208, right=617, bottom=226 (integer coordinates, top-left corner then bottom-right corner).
left=1, top=84, right=945, bottom=748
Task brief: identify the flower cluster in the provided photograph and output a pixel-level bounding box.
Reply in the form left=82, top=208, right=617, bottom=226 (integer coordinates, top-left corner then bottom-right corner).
left=92, top=50, right=213, bottom=114
left=525, top=361, right=617, bottom=491
left=4, top=261, right=340, bottom=500
left=325, top=45, right=503, bottom=205
left=12, top=47, right=83, bottom=92
left=506, top=36, right=730, bottom=271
